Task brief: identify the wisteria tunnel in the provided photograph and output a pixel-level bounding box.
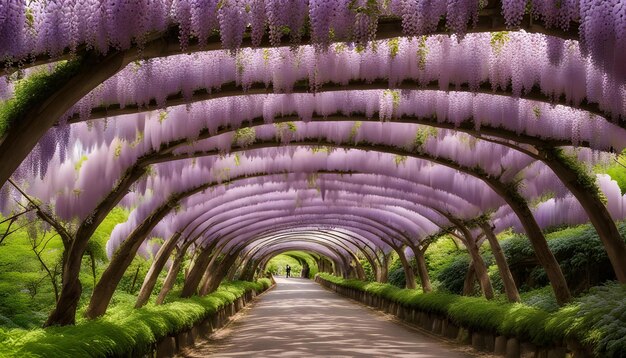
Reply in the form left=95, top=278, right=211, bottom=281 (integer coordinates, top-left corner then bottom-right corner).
left=0, top=1, right=626, bottom=357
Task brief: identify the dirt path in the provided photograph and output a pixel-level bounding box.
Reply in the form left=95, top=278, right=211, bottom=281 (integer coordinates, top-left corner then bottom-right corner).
left=180, top=277, right=475, bottom=357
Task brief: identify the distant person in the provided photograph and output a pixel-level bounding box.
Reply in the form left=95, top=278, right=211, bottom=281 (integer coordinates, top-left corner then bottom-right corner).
left=285, top=265, right=291, bottom=278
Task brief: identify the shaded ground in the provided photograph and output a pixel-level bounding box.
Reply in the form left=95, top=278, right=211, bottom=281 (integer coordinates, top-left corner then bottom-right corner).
left=180, top=277, right=476, bottom=357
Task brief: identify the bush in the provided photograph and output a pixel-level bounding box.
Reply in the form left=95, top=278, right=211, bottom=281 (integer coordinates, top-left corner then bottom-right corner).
left=520, top=287, right=559, bottom=312
left=317, top=273, right=626, bottom=356
left=501, top=223, right=626, bottom=293
left=559, top=283, right=626, bottom=357
left=435, top=254, right=470, bottom=294
left=359, top=259, right=375, bottom=281
left=0, top=280, right=269, bottom=358
left=387, top=266, right=406, bottom=288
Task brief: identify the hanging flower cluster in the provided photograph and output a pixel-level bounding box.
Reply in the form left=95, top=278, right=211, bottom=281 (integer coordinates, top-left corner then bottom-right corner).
left=103, top=148, right=497, bottom=254
left=70, top=90, right=626, bottom=159
left=68, top=33, right=625, bottom=126
left=1, top=1, right=625, bottom=83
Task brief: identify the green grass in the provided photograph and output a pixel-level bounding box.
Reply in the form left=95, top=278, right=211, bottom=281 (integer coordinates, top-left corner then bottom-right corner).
left=0, top=279, right=271, bottom=358
left=317, top=273, right=626, bottom=356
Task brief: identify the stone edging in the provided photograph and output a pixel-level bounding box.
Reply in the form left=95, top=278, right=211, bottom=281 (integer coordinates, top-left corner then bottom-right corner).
left=315, top=277, right=593, bottom=358
left=142, top=284, right=275, bottom=358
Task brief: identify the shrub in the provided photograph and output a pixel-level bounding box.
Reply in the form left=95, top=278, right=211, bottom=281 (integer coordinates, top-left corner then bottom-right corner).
left=387, top=266, right=406, bottom=288
left=435, top=254, right=470, bottom=294
left=0, top=280, right=269, bottom=358
left=359, top=259, right=375, bottom=281
left=316, top=273, right=626, bottom=356
left=500, top=224, right=626, bottom=293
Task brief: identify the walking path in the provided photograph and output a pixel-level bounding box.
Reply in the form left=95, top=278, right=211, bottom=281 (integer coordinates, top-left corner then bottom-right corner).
left=180, top=277, right=475, bottom=357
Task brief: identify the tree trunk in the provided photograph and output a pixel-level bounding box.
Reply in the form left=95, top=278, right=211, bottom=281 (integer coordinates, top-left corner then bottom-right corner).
left=90, top=251, right=97, bottom=288
left=494, top=182, right=572, bottom=305
left=317, top=258, right=331, bottom=274
left=239, top=259, right=257, bottom=281
left=44, top=248, right=83, bottom=326
left=51, top=275, right=60, bottom=303
left=181, top=247, right=215, bottom=298
left=464, top=235, right=495, bottom=300
left=394, top=246, right=417, bottom=289
left=378, top=263, right=388, bottom=282
left=156, top=248, right=186, bottom=305
left=353, top=258, right=366, bottom=280
left=225, top=258, right=240, bottom=281
left=45, top=165, right=146, bottom=326
left=129, top=265, right=141, bottom=293
left=200, top=253, right=238, bottom=295
left=338, top=256, right=352, bottom=280
left=301, top=261, right=310, bottom=278
left=377, top=252, right=390, bottom=283
left=541, top=148, right=626, bottom=283
left=480, top=222, right=520, bottom=302
left=135, top=232, right=182, bottom=308
left=413, top=247, right=432, bottom=292
left=463, top=262, right=477, bottom=296
left=444, top=215, right=494, bottom=299
left=184, top=248, right=202, bottom=281
left=85, top=202, right=173, bottom=319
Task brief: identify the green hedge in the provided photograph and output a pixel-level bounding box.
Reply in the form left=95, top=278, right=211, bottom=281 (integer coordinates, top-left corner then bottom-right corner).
left=0, top=279, right=271, bottom=358
left=317, top=273, right=626, bottom=357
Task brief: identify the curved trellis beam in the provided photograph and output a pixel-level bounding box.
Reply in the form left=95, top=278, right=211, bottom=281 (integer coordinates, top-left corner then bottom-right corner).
left=190, top=209, right=421, bottom=262
left=156, top=124, right=624, bottom=288
left=181, top=213, right=388, bottom=268
left=235, top=233, right=366, bottom=278
left=198, top=232, right=363, bottom=294
left=39, top=136, right=560, bottom=324
left=38, top=136, right=559, bottom=324
left=19, top=131, right=568, bottom=326
left=250, top=249, right=325, bottom=280
left=237, top=229, right=381, bottom=279
left=74, top=79, right=615, bottom=125
left=68, top=32, right=624, bottom=125
left=153, top=189, right=390, bottom=282
left=253, top=245, right=339, bottom=278
left=190, top=196, right=442, bottom=246
left=245, top=237, right=360, bottom=279
left=245, top=231, right=414, bottom=285
left=53, top=100, right=625, bottom=276
left=163, top=139, right=572, bottom=303
left=89, top=169, right=446, bottom=317
left=0, top=0, right=623, bottom=328
left=12, top=96, right=625, bottom=274
left=115, top=190, right=470, bottom=312
left=134, top=189, right=418, bottom=256
left=124, top=196, right=483, bottom=301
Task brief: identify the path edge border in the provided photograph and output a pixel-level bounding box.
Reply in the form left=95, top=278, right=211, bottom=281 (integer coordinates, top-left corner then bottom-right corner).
left=145, top=280, right=277, bottom=358
left=315, top=276, right=593, bottom=358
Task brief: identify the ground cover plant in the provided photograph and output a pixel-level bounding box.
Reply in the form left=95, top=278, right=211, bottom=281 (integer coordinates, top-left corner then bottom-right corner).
left=317, top=273, right=625, bottom=357
left=0, top=279, right=271, bottom=358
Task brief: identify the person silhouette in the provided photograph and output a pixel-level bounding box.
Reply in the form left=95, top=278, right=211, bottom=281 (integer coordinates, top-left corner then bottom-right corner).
left=285, top=264, right=291, bottom=278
